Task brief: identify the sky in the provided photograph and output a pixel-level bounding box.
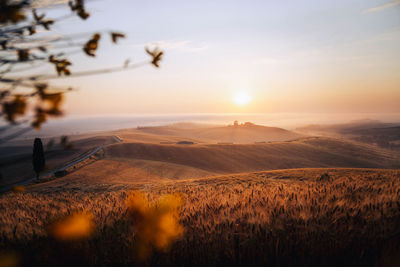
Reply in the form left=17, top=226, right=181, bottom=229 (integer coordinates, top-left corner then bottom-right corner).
left=31, top=0, right=400, bottom=116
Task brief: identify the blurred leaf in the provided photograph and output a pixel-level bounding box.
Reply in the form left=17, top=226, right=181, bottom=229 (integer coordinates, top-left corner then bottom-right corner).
left=0, top=90, right=10, bottom=99
left=69, top=0, right=90, bottom=20
left=34, top=83, right=48, bottom=94
left=111, top=32, right=125, bottom=43
left=0, top=40, right=7, bottom=50
left=27, top=25, right=36, bottom=35
left=17, top=49, right=29, bottom=61
left=48, top=55, right=72, bottom=76
left=32, top=9, right=53, bottom=30
left=38, top=46, right=47, bottom=52
left=2, top=95, right=27, bottom=123
left=32, top=9, right=44, bottom=22
left=31, top=108, right=46, bottom=129
left=145, top=47, right=163, bottom=68
left=0, top=0, right=27, bottom=23
left=83, top=33, right=100, bottom=57
left=43, top=93, right=63, bottom=115
left=41, top=19, right=54, bottom=30
left=34, top=83, right=64, bottom=116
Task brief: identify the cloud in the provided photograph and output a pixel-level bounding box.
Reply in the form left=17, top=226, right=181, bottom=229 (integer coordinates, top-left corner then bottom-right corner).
left=364, top=0, right=400, bottom=13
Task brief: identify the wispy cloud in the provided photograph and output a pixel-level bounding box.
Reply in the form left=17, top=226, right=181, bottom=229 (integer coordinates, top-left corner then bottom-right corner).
left=364, top=0, right=400, bottom=13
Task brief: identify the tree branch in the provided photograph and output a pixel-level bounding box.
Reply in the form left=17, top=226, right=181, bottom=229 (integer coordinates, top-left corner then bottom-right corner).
left=15, top=60, right=150, bottom=81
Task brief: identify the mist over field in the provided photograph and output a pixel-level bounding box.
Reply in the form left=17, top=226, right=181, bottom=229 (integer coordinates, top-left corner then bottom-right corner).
left=3, top=112, right=400, bottom=138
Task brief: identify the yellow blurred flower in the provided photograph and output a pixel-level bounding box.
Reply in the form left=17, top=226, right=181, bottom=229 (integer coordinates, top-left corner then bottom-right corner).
left=49, top=211, right=94, bottom=241
left=126, top=192, right=183, bottom=260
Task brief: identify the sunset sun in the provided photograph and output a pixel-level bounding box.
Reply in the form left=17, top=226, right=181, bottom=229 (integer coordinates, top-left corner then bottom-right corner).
left=233, top=91, right=251, bottom=106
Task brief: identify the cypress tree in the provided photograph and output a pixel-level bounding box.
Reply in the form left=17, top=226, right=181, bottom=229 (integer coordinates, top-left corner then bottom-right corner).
left=32, top=138, right=45, bottom=179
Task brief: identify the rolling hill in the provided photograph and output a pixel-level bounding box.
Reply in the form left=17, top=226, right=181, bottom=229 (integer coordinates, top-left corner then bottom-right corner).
left=297, top=119, right=400, bottom=150
left=133, top=123, right=302, bottom=143
left=41, top=136, right=398, bottom=187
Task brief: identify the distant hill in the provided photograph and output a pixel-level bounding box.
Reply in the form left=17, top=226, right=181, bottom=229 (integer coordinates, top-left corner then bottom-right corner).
left=3, top=121, right=399, bottom=188
left=297, top=119, right=398, bottom=133
left=135, top=123, right=302, bottom=144
left=297, top=119, right=400, bottom=150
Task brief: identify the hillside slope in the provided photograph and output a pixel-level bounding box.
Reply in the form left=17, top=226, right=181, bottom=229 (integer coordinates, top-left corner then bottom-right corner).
left=103, top=137, right=399, bottom=179
left=134, top=124, right=302, bottom=143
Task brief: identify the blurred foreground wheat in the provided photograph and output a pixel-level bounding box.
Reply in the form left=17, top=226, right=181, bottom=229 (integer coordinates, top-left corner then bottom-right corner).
left=0, top=169, right=399, bottom=266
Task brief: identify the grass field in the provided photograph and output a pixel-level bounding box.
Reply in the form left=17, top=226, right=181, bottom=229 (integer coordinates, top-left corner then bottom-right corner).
left=1, top=168, right=399, bottom=266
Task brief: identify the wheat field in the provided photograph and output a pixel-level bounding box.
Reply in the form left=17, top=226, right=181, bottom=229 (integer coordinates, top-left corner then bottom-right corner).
left=0, top=168, right=399, bottom=266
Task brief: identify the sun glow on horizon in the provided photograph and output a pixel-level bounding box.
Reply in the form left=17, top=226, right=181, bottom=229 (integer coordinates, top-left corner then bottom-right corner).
left=233, top=91, right=252, bottom=106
